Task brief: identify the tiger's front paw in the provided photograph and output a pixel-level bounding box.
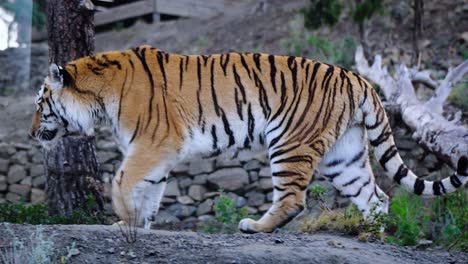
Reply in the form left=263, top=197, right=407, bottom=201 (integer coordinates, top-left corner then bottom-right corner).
left=239, top=218, right=274, bottom=233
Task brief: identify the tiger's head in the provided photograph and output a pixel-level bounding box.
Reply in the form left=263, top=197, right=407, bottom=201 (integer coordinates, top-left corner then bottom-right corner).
left=30, top=63, right=97, bottom=149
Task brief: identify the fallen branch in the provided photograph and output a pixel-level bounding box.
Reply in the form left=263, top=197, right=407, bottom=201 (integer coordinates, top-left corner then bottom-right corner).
left=355, top=46, right=468, bottom=169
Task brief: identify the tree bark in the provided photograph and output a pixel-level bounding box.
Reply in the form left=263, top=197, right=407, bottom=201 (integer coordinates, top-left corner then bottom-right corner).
left=44, top=136, right=103, bottom=215
left=45, top=0, right=104, bottom=217
left=412, top=0, right=424, bottom=66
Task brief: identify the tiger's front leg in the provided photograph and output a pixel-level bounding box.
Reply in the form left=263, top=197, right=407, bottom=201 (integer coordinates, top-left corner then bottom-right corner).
left=111, top=146, right=174, bottom=229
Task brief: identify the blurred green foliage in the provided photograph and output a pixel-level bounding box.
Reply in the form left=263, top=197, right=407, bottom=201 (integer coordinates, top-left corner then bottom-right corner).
left=302, top=0, right=343, bottom=30
left=199, top=190, right=257, bottom=234
left=0, top=195, right=107, bottom=225
left=387, top=188, right=467, bottom=251
left=303, top=0, right=383, bottom=30
left=448, top=82, right=468, bottom=111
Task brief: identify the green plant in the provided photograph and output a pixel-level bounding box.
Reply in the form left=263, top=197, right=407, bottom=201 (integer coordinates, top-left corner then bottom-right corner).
left=280, top=16, right=308, bottom=56
left=300, top=204, right=365, bottom=235
left=386, top=188, right=425, bottom=246
left=309, top=184, right=330, bottom=211
left=0, top=195, right=106, bottom=225
left=199, top=190, right=256, bottom=234
left=307, top=35, right=356, bottom=68
left=351, top=0, right=383, bottom=27
left=429, top=190, right=467, bottom=251
left=302, top=0, right=343, bottom=30
left=448, top=82, right=468, bottom=111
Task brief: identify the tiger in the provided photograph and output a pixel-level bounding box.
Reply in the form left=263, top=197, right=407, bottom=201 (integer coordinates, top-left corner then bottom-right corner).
left=30, top=45, right=467, bottom=233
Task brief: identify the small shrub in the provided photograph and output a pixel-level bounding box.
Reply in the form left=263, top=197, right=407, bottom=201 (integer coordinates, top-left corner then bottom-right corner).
left=448, top=82, right=468, bottom=111
left=302, top=0, right=343, bottom=30
left=0, top=195, right=106, bottom=225
left=351, top=0, right=384, bottom=26
left=386, top=189, right=425, bottom=246
left=428, top=190, right=467, bottom=251
left=300, top=205, right=365, bottom=235
left=199, top=190, right=256, bottom=234
left=309, top=184, right=330, bottom=211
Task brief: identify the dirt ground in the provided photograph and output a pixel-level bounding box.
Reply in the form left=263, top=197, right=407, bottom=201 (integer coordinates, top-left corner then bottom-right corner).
left=1, top=224, right=466, bottom=264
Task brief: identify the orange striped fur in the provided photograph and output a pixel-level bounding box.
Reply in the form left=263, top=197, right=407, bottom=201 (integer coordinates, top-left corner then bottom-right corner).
left=31, top=45, right=467, bottom=233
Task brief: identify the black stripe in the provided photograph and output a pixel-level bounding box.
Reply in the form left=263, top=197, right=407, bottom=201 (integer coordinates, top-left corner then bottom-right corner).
left=234, top=88, right=243, bottom=120
left=132, top=48, right=154, bottom=131
left=326, top=159, right=344, bottom=167
left=282, top=182, right=308, bottom=190
left=432, top=180, right=442, bottom=196
left=379, top=145, right=398, bottom=171
left=324, top=172, right=341, bottom=179
left=450, top=175, right=462, bottom=188
left=196, top=57, right=204, bottom=128
left=273, top=155, right=313, bottom=164
left=239, top=54, right=252, bottom=79
left=117, top=69, right=128, bottom=125
left=393, top=164, right=408, bottom=184
left=210, top=59, right=221, bottom=116
left=144, top=179, right=156, bottom=185
left=247, top=104, right=255, bottom=141
left=233, top=65, right=247, bottom=103
left=269, top=72, right=288, bottom=122
left=268, top=55, right=277, bottom=93
left=220, top=53, right=230, bottom=75
left=221, top=113, right=235, bottom=147
left=270, top=144, right=301, bottom=160
left=278, top=192, right=296, bottom=202
left=342, top=176, right=360, bottom=187
left=287, top=56, right=298, bottom=92
left=211, top=125, right=218, bottom=150
left=253, top=53, right=261, bottom=72
left=268, top=79, right=305, bottom=147
left=370, top=124, right=392, bottom=147
left=365, top=107, right=383, bottom=130
left=157, top=177, right=167, bottom=184
left=179, top=57, right=184, bottom=90
left=274, top=186, right=287, bottom=192
left=156, top=51, right=170, bottom=131
left=272, top=171, right=301, bottom=177
left=414, top=178, right=425, bottom=195
left=129, top=116, right=141, bottom=144
left=343, top=178, right=370, bottom=198
left=253, top=71, right=271, bottom=118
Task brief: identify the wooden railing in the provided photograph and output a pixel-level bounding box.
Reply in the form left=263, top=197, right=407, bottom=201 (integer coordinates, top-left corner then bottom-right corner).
left=95, top=0, right=226, bottom=26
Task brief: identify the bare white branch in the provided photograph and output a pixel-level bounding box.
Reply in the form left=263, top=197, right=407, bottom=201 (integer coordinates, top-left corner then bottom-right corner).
left=355, top=45, right=468, bottom=169
left=426, top=60, right=468, bottom=113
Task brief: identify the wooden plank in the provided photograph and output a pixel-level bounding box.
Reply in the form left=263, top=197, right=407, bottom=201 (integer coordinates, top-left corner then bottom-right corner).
left=155, top=0, right=225, bottom=18
left=95, top=0, right=153, bottom=26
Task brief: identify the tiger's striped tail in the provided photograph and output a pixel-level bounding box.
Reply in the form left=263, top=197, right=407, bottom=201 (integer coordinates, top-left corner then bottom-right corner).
left=361, top=88, right=467, bottom=196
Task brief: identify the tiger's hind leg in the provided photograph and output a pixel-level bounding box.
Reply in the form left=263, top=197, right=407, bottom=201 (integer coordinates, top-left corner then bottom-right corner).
left=239, top=145, right=320, bottom=233
left=319, top=126, right=389, bottom=223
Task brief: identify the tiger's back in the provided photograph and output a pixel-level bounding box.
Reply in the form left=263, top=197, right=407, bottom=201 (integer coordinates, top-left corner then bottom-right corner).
left=31, top=45, right=467, bottom=233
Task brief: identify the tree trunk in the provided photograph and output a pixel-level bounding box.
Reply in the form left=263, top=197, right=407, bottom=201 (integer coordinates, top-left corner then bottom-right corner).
left=45, top=0, right=104, bottom=217
left=44, top=136, right=104, bottom=215
left=412, top=0, right=424, bottom=66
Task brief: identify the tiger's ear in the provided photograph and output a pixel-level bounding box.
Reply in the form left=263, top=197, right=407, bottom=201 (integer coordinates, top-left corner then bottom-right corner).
left=47, top=63, right=64, bottom=90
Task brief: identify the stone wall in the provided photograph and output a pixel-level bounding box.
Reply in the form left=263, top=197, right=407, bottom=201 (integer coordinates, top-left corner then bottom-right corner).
left=0, top=120, right=450, bottom=227
left=0, top=44, right=49, bottom=96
